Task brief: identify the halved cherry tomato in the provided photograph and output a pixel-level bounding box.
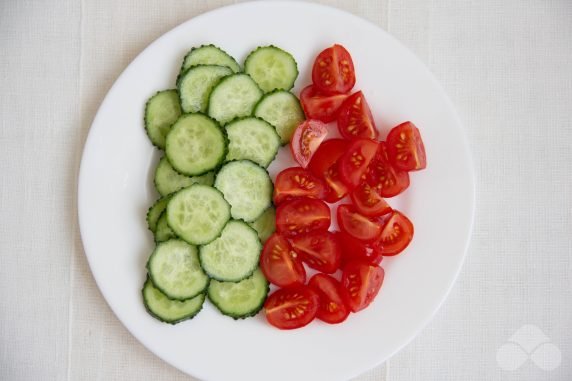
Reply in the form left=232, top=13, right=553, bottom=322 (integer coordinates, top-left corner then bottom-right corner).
left=308, top=139, right=350, bottom=203
left=264, top=285, right=319, bottom=330
left=386, top=122, right=426, bottom=171
left=273, top=167, right=326, bottom=205
left=337, top=91, right=378, bottom=140
left=290, top=119, right=328, bottom=168
left=260, top=233, right=305, bottom=287
left=337, top=231, right=384, bottom=266
left=350, top=181, right=392, bottom=217
left=276, top=197, right=331, bottom=237
left=308, top=274, right=350, bottom=324
left=341, top=261, right=385, bottom=312
left=312, top=44, right=356, bottom=95
left=338, top=138, right=379, bottom=189
left=337, top=204, right=382, bottom=242
left=364, top=142, right=410, bottom=197
left=300, top=85, right=350, bottom=123
left=377, top=210, right=414, bottom=256
left=290, top=231, right=341, bottom=273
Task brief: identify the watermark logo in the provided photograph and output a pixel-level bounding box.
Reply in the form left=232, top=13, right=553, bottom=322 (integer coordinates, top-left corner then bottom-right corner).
left=496, top=324, right=561, bottom=371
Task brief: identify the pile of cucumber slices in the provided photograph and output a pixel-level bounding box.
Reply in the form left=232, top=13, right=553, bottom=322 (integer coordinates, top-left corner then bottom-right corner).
left=142, top=44, right=304, bottom=324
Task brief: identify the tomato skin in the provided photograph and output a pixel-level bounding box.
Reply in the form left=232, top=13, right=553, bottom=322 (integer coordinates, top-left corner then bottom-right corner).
left=260, top=233, right=306, bottom=287
left=341, top=261, right=385, bottom=312
left=276, top=197, right=331, bottom=237
left=273, top=167, right=326, bottom=205
left=377, top=210, right=414, bottom=256
left=312, top=44, right=356, bottom=95
left=308, top=274, right=350, bottom=324
left=290, top=119, right=328, bottom=168
left=350, top=181, right=392, bottom=217
left=290, top=231, right=341, bottom=273
left=337, top=231, right=384, bottom=266
left=264, top=285, right=320, bottom=329
left=364, top=142, right=410, bottom=197
left=300, top=85, right=350, bottom=123
left=308, top=139, right=350, bottom=202
left=337, top=91, right=378, bottom=140
left=337, top=204, right=382, bottom=242
left=338, top=138, right=379, bottom=189
left=386, top=122, right=427, bottom=171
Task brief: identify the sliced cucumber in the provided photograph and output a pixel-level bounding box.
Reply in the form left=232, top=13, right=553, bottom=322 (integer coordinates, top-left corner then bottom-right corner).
left=181, top=44, right=240, bottom=74
left=225, top=117, right=280, bottom=168
left=248, top=206, right=276, bottom=244
left=143, top=278, right=205, bottom=324
left=199, top=220, right=261, bottom=282
left=214, top=160, right=273, bottom=222
left=207, top=268, right=269, bottom=319
left=165, top=113, right=226, bottom=176
left=144, top=90, right=182, bottom=149
left=244, top=46, right=298, bottom=93
left=178, top=65, right=232, bottom=114
left=147, top=239, right=209, bottom=300
left=254, top=90, right=305, bottom=144
left=154, top=212, right=176, bottom=242
left=147, top=196, right=171, bottom=233
left=208, top=74, right=263, bottom=125
left=154, top=156, right=214, bottom=197
left=166, top=185, right=230, bottom=245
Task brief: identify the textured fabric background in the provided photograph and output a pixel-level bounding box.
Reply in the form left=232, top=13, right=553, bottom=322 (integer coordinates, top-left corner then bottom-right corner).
left=1, top=0, right=571, bottom=380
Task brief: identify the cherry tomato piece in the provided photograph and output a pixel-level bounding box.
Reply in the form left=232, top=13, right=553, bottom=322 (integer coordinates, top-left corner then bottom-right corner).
left=337, top=231, right=384, bottom=267
left=350, top=181, right=392, bottom=217
left=337, top=91, right=378, bottom=140
left=290, top=119, right=328, bottom=168
left=377, top=210, right=414, bottom=256
left=364, top=142, right=410, bottom=197
left=312, top=44, right=356, bottom=95
left=290, top=231, right=341, bottom=273
left=273, top=167, right=326, bottom=205
left=308, top=139, right=350, bottom=202
left=260, top=233, right=305, bottom=287
left=308, top=274, right=350, bottom=324
left=276, top=197, right=331, bottom=237
left=342, top=261, right=385, bottom=312
left=337, top=204, right=382, bottom=242
left=300, top=85, right=350, bottom=123
left=386, top=121, right=427, bottom=171
left=264, top=285, right=320, bottom=329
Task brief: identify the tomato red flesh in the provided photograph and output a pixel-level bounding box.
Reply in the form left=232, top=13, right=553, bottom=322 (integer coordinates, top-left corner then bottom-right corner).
left=312, top=44, right=356, bottom=95
left=364, top=142, right=410, bottom=197
left=337, top=231, right=384, bottom=267
left=290, top=231, right=341, bottom=273
left=350, top=181, right=392, bottom=217
left=308, top=274, right=350, bottom=324
left=377, top=210, right=414, bottom=256
left=290, top=119, right=328, bottom=168
left=337, top=204, right=382, bottom=242
left=342, top=261, right=384, bottom=312
left=264, top=285, right=319, bottom=329
left=337, top=91, right=378, bottom=140
left=273, top=167, right=326, bottom=205
left=308, top=139, right=350, bottom=202
left=338, top=138, right=379, bottom=189
left=276, top=197, right=331, bottom=237
left=300, top=85, right=350, bottom=123
left=386, top=121, right=427, bottom=171
left=260, top=233, right=305, bottom=287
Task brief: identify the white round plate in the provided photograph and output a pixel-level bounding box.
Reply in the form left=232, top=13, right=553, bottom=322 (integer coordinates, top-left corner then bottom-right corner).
left=78, top=2, right=475, bottom=380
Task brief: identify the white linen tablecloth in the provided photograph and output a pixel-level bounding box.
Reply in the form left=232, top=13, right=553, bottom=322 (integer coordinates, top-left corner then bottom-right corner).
left=1, top=0, right=570, bottom=380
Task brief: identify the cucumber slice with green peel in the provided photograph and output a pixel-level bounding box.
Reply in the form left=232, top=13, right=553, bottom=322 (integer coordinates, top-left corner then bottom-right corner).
left=144, top=90, right=182, bottom=149
left=244, top=46, right=298, bottom=93
left=181, top=44, right=240, bottom=74
left=166, top=185, right=230, bottom=245
left=154, top=156, right=214, bottom=197
left=248, top=206, right=276, bottom=244
left=147, top=196, right=171, bottom=233
left=147, top=239, right=209, bottom=300
left=199, top=220, right=261, bottom=282
left=254, top=90, right=305, bottom=144
left=225, top=117, right=281, bottom=168
left=165, top=113, right=226, bottom=176
left=208, top=74, right=263, bottom=125
left=178, top=65, right=233, bottom=114
left=214, top=160, right=273, bottom=222
left=142, top=278, right=205, bottom=324
left=154, top=212, right=176, bottom=242
left=207, top=268, right=269, bottom=319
